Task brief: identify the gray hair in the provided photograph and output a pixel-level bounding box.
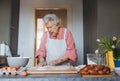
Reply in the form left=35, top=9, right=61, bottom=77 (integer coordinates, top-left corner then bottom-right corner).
left=43, top=14, right=60, bottom=25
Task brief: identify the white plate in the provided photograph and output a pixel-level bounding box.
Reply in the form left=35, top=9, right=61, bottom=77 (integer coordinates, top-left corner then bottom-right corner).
left=114, top=67, right=120, bottom=76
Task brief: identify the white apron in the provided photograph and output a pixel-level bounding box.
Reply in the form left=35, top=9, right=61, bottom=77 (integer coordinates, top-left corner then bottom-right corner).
left=46, top=29, right=70, bottom=65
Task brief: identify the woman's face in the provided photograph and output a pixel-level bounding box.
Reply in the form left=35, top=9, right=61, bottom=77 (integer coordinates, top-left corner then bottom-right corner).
left=45, top=21, right=59, bottom=37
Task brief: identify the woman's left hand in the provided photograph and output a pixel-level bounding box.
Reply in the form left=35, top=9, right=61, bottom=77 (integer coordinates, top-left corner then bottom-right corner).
left=48, top=56, right=68, bottom=66
left=47, top=59, right=60, bottom=66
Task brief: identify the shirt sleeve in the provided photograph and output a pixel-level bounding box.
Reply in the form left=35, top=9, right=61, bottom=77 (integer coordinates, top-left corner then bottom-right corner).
left=35, top=32, right=47, bottom=58
left=64, top=29, right=77, bottom=62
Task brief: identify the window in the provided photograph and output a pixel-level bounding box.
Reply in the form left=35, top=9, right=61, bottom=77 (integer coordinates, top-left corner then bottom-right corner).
left=36, top=18, right=47, bottom=50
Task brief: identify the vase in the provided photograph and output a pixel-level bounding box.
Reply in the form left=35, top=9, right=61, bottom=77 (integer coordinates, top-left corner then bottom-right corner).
left=97, top=54, right=106, bottom=65
left=105, top=51, right=115, bottom=69
left=114, top=60, right=120, bottom=67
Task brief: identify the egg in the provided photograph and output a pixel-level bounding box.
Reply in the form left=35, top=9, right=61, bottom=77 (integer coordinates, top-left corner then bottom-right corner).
left=7, top=67, right=12, bottom=71
left=20, top=71, right=27, bottom=76
left=15, top=66, right=20, bottom=70
left=11, top=67, right=17, bottom=71
left=11, top=71, right=17, bottom=76
left=2, top=67, right=7, bottom=71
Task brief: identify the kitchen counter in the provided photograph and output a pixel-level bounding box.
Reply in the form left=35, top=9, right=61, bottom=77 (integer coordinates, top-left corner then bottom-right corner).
left=0, top=73, right=119, bottom=81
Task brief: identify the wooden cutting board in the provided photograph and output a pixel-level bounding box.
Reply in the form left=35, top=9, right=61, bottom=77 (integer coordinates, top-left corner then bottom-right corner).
left=27, top=66, right=78, bottom=74
left=81, top=73, right=114, bottom=77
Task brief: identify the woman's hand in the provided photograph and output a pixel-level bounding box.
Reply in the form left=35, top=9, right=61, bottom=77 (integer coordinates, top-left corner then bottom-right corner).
left=48, top=56, right=69, bottom=66
left=47, top=59, right=60, bottom=66
left=38, top=61, right=46, bottom=66
left=37, top=56, right=46, bottom=66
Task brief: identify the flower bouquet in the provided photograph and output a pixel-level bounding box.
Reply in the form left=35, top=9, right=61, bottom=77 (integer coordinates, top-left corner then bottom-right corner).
left=95, top=36, right=120, bottom=68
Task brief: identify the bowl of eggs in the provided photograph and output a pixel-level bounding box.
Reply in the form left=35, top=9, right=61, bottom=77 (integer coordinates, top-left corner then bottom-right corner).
left=7, top=57, right=30, bottom=67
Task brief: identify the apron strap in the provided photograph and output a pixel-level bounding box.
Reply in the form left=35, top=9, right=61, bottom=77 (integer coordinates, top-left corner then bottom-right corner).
left=64, top=29, right=67, bottom=40
left=47, top=31, right=50, bottom=40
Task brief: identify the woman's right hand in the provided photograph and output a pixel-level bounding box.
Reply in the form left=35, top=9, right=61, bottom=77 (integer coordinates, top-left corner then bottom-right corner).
left=37, top=56, right=46, bottom=66
left=38, top=61, right=46, bottom=66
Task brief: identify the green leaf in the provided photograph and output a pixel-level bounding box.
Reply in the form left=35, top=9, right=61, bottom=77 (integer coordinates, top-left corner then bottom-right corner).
left=100, top=49, right=108, bottom=57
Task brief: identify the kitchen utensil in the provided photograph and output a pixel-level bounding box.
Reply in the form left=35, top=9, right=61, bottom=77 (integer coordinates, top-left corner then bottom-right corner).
left=7, top=57, right=30, bottom=67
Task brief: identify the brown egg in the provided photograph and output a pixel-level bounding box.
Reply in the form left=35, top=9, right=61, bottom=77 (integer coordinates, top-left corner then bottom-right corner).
left=7, top=67, right=13, bottom=71
left=20, top=71, right=27, bottom=76
left=11, top=71, right=17, bottom=76
left=2, top=67, right=7, bottom=71
left=15, top=66, right=20, bottom=70
left=11, top=67, right=17, bottom=72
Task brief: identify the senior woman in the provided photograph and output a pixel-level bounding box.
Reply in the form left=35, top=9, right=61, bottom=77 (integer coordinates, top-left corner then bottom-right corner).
left=36, top=13, right=77, bottom=66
